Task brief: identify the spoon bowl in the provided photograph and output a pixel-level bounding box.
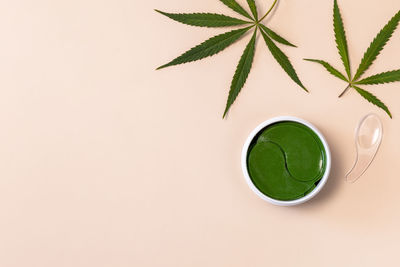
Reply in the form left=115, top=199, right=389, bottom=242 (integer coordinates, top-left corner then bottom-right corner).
left=346, top=114, right=382, bottom=183
left=357, top=115, right=382, bottom=149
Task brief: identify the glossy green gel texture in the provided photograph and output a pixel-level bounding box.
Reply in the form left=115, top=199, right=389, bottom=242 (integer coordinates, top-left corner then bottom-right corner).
left=247, top=122, right=327, bottom=201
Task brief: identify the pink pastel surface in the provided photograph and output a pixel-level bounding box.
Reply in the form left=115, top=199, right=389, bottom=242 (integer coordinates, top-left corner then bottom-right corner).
left=1, top=0, right=400, bottom=266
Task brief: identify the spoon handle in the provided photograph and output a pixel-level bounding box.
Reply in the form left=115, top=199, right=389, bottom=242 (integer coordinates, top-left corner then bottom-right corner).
left=346, top=148, right=378, bottom=183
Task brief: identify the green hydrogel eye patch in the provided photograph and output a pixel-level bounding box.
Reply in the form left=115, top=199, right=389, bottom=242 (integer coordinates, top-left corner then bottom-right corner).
left=247, top=121, right=327, bottom=201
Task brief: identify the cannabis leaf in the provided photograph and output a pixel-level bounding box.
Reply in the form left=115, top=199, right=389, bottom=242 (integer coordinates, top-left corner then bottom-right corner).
left=259, top=24, right=296, bottom=47
left=156, top=0, right=306, bottom=118
left=157, top=27, right=252, bottom=69
left=355, top=70, right=400, bottom=85
left=154, top=10, right=251, bottom=27
left=246, top=0, right=258, bottom=21
left=333, top=0, right=351, bottom=79
left=224, top=30, right=257, bottom=117
left=353, top=85, right=392, bottom=118
left=260, top=28, right=307, bottom=91
left=304, top=59, right=347, bottom=82
left=219, top=0, right=253, bottom=20
left=305, top=0, right=400, bottom=118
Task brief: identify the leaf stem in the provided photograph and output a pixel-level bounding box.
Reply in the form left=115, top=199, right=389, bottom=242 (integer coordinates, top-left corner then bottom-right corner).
left=338, top=84, right=351, bottom=97
left=258, top=0, right=278, bottom=23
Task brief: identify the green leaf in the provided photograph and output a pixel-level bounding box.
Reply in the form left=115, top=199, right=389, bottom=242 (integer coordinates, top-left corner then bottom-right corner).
left=246, top=0, right=258, bottom=20
left=259, top=24, right=296, bottom=47
left=304, top=59, right=348, bottom=82
left=219, top=0, right=253, bottom=20
left=260, top=27, right=308, bottom=92
left=353, top=10, right=400, bottom=81
left=333, top=0, right=351, bottom=79
left=353, top=85, right=392, bottom=118
left=155, top=10, right=251, bottom=27
left=223, top=30, right=257, bottom=118
left=157, top=27, right=252, bottom=70
left=355, top=69, right=400, bottom=85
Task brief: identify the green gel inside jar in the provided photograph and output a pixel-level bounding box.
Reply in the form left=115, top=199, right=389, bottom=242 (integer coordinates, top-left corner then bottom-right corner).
left=247, top=121, right=327, bottom=201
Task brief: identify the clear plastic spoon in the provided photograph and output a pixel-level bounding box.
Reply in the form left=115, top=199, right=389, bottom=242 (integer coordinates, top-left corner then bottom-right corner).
left=346, top=114, right=383, bottom=183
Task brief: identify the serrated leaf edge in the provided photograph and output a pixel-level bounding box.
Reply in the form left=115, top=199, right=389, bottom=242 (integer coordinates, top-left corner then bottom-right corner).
left=259, top=24, right=297, bottom=47
left=260, top=26, right=308, bottom=92
left=155, top=10, right=252, bottom=27
left=354, top=69, right=400, bottom=85
left=333, top=0, right=351, bottom=79
left=223, top=30, right=257, bottom=118
left=157, top=26, right=253, bottom=70
left=352, top=85, right=392, bottom=118
left=353, top=10, right=400, bottom=81
left=304, top=59, right=348, bottom=82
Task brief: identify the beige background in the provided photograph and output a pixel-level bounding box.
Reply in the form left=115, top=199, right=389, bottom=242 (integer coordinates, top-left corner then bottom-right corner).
left=1, top=0, right=400, bottom=266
